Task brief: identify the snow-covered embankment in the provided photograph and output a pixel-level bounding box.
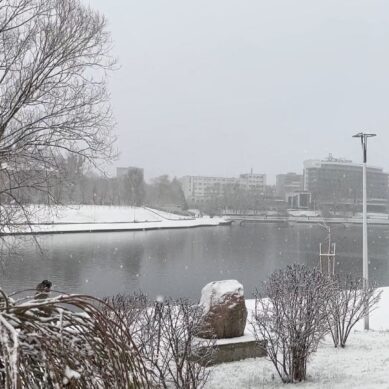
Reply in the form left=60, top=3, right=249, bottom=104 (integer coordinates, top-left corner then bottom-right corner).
left=4, top=205, right=229, bottom=235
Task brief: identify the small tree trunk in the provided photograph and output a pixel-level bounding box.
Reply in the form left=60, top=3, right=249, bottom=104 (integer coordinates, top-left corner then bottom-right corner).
left=292, top=348, right=306, bottom=382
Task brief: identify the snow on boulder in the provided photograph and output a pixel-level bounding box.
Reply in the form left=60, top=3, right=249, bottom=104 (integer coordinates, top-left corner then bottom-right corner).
left=197, top=280, right=247, bottom=339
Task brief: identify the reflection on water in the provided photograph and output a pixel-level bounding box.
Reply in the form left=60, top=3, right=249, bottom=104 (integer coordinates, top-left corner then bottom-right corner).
left=1, top=224, right=389, bottom=300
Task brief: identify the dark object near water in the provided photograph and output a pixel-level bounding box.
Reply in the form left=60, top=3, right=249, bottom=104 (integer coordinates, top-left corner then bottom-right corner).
left=35, top=280, right=52, bottom=299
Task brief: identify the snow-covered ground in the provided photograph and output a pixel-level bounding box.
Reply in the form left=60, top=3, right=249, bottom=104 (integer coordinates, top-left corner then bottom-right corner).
left=206, top=288, right=389, bottom=389
left=287, top=209, right=321, bottom=217
left=4, top=205, right=227, bottom=234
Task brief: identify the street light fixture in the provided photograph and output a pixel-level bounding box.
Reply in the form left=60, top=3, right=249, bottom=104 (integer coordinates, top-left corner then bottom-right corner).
left=352, top=132, right=376, bottom=330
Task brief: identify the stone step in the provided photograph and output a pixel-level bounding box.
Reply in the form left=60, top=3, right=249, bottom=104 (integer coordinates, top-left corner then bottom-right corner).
left=194, top=338, right=267, bottom=366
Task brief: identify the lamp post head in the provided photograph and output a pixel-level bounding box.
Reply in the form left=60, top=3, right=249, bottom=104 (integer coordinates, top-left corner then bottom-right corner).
left=352, top=132, right=377, bottom=163
left=352, top=132, right=376, bottom=138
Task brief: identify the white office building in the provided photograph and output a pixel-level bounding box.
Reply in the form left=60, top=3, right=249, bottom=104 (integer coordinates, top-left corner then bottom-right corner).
left=180, top=172, right=266, bottom=203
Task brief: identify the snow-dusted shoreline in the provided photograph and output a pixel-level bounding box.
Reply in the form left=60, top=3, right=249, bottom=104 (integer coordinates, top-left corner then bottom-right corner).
left=3, top=205, right=229, bottom=235
left=206, top=288, right=389, bottom=388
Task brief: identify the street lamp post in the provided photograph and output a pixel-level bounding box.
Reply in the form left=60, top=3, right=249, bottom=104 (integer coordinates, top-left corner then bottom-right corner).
left=352, top=132, right=376, bottom=331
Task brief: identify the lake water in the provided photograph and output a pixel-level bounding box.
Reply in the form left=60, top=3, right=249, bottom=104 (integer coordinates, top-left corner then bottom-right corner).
left=2, top=223, right=389, bottom=300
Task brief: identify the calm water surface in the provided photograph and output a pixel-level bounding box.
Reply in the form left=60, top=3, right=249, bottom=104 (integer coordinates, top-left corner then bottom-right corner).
left=2, top=223, right=389, bottom=300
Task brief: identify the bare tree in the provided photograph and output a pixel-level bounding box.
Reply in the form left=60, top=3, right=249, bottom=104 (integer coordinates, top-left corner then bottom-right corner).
left=252, top=264, right=334, bottom=383
left=104, top=294, right=215, bottom=389
left=326, top=275, right=382, bottom=348
left=0, top=0, right=115, bottom=235
left=146, top=175, right=186, bottom=209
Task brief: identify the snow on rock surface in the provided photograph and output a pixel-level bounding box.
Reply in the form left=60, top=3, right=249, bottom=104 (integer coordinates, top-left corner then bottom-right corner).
left=198, top=280, right=247, bottom=339
left=200, top=280, right=244, bottom=315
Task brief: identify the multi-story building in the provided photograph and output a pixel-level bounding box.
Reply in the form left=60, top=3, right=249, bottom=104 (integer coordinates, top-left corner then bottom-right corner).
left=276, top=172, right=304, bottom=198
left=238, top=172, right=266, bottom=192
left=286, top=191, right=312, bottom=209
left=180, top=171, right=266, bottom=204
left=303, top=154, right=389, bottom=213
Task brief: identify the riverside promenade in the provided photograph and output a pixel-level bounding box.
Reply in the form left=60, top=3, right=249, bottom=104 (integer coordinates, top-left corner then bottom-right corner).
left=227, top=214, right=389, bottom=226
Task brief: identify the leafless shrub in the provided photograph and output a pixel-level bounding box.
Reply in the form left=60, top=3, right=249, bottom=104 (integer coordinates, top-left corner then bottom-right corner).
left=105, top=294, right=216, bottom=389
left=326, top=275, right=382, bottom=348
left=252, top=264, right=334, bottom=383
left=0, top=289, right=149, bottom=388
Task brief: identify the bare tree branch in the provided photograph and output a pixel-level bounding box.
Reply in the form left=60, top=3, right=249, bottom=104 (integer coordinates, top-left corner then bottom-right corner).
left=104, top=293, right=216, bottom=389
left=326, top=274, right=382, bottom=348
left=0, top=289, right=150, bottom=388
left=0, top=0, right=116, bottom=238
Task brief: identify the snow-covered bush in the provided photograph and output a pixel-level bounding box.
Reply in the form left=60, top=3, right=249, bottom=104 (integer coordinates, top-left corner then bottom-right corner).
left=326, top=275, right=382, bottom=348
left=252, top=264, right=334, bottom=383
left=104, top=294, right=216, bottom=388
left=0, top=290, right=149, bottom=388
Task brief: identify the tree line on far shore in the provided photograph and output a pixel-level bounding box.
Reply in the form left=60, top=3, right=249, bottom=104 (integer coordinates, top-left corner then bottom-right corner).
left=1, top=153, right=188, bottom=209
left=3, top=152, right=284, bottom=215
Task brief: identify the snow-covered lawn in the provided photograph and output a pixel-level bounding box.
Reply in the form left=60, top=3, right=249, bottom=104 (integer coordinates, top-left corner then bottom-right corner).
left=206, top=288, right=389, bottom=389
left=22, top=205, right=191, bottom=223
left=4, top=205, right=227, bottom=234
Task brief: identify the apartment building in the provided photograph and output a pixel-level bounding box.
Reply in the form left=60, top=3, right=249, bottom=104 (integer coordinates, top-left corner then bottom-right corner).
left=180, top=172, right=266, bottom=203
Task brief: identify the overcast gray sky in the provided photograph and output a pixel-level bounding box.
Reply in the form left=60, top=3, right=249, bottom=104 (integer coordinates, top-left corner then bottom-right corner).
left=88, top=0, right=389, bottom=183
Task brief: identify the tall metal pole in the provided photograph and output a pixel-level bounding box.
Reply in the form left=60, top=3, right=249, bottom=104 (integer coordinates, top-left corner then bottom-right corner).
left=362, top=158, right=368, bottom=330
left=353, top=132, right=376, bottom=331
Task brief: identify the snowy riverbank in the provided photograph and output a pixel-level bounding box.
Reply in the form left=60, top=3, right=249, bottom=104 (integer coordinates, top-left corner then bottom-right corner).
left=3, top=205, right=228, bottom=235
left=206, top=287, right=389, bottom=388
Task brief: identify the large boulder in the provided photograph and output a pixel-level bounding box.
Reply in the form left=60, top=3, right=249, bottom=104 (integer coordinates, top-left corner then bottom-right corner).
left=197, top=280, right=247, bottom=339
